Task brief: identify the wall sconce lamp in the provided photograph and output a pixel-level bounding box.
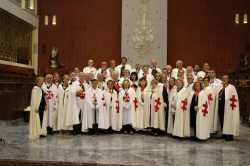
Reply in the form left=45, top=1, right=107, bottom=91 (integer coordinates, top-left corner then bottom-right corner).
left=43, top=15, right=57, bottom=26
left=234, top=13, right=248, bottom=24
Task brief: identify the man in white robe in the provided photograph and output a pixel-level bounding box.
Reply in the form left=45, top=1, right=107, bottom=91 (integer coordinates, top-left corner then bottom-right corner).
left=57, top=74, right=72, bottom=131
left=95, top=61, right=110, bottom=80
left=83, top=59, right=97, bottom=76
left=197, top=63, right=210, bottom=79
left=171, top=60, right=186, bottom=79
left=148, top=58, right=162, bottom=76
left=42, top=74, right=58, bottom=134
left=217, top=75, right=240, bottom=141
left=29, top=76, right=47, bottom=139
left=144, top=79, right=165, bottom=135
left=203, top=76, right=217, bottom=134
left=209, top=69, right=222, bottom=133
left=172, top=79, right=190, bottom=138
left=116, top=57, right=132, bottom=78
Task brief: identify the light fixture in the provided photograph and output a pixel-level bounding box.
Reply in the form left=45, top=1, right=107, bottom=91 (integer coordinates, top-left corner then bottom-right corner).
left=44, top=15, right=49, bottom=26
left=29, top=0, right=34, bottom=10
left=234, top=13, right=240, bottom=24
left=243, top=14, right=248, bottom=24
left=52, top=15, right=57, bottom=26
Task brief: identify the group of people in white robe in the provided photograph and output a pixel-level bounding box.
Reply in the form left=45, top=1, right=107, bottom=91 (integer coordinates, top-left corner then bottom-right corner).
left=29, top=57, right=240, bottom=141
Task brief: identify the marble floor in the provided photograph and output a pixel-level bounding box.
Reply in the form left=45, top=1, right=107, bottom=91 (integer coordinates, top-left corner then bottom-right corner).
left=0, top=120, right=250, bottom=166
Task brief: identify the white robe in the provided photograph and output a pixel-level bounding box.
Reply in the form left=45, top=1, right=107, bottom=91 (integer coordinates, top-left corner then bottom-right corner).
left=190, top=90, right=210, bottom=140
left=119, top=88, right=136, bottom=126
left=144, top=86, right=165, bottom=130
left=136, top=87, right=146, bottom=129
left=65, top=82, right=81, bottom=127
left=171, top=68, right=186, bottom=79
left=219, top=84, right=240, bottom=136
left=41, top=83, right=58, bottom=129
left=116, top=64, right=132, bottom=78
left=29, top=86, right=47, bottom=139
left=98, top=91, right=110, bottom=129
left=83, top=66, right=96, bottom=76
left=57, top=84, right=72, bottom=131
left=167, top=86, right=177, bottom=134
left=85, top=88, right=103, bottom=128
left=204, top=86, right=216, bottom=133
left=110, top=91, right=122, bottom=131
left=210, top=78, right=222, bottom=132
left=172, top=88, right=190, bottom=137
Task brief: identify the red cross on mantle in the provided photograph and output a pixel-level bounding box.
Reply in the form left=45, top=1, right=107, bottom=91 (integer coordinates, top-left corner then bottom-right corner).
left=181, top=98, right=188, bottom=111
left=46, top=90, right=54, bottom=100
left=79, top=91, right=85, bottom=99
left=154, top=97, right=161, bottom=112
left=230, top=95, right=237, bottom=111
left=123, top=92, right=130, bottom=102
left=202, top=102, right=208, bottom=117
left=115, top=100, right=120, bottom=113
left=208, top=93, right=213, bottom=104
left=133, top=98, right=139, bottom=110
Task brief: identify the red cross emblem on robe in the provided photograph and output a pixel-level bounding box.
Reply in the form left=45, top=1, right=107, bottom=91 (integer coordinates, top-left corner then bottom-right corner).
left=123, top=92, right=130, bottom=102
left=202, top=102, right=208, bottom=117
left=114, top=82, right=120, bottom=92
left=79, top=91, right=85, bottom=99
left=115, top=100, right=119, bottom=113
left=230, top=95, right=237, bottom=111
left=133, top=98, right=139, bottom=110
left=208, top=93, right=213, bottom=104
left=181, top=98, right=188, bottom=111
left=154, top=97, right=161, bottom=112
left=46, top=90, right=54, bottom=100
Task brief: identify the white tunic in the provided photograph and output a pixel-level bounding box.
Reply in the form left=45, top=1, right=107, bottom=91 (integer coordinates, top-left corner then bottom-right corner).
left=190, top=90, right=210, bottom=140
left=119, top=88, right=136, bottom=126
left=172, top=88, right=190, bottom=137
left=204, top=86, right=216, bottom=133
left=57, top=84, right=72, bottom=130
left=136, top=87, right=146, bottom=129
left=41, top=83, right=58, bottom=129
left=219, top=84, right=240, bottom=136
left=65, top=82, right=81, bottom=127
left=98, top=91, right=110, bottom=129
left=110, top=91, right=122, bottom=131
left=167, top=86, right=177, bottom=134
left=85, top=87, right=103, bottom=128
left=29, top=86, right=47, bottom=139
left=144, top=86, right=165, bottom=130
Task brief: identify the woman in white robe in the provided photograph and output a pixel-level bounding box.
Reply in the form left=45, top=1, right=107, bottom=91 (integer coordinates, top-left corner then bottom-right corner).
left=29, top=76, right=47, bottom=140
left=136, top=77, right=147, bottom=130
left=119, top=79, right=136, bottom=134
left=189, top=82, right=210, bottom=140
